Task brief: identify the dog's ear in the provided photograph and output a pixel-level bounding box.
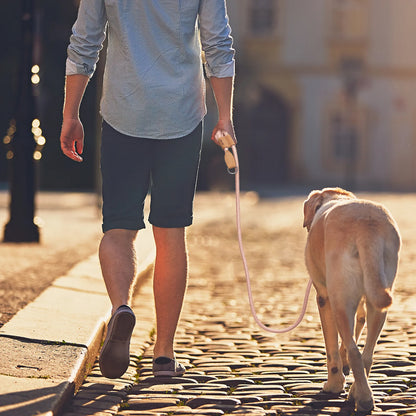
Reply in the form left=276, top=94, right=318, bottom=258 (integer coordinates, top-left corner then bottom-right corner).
left=303, top=190, right=323, bottom=231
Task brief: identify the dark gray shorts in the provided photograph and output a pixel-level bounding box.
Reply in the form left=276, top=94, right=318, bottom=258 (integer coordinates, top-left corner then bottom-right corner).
left=100, top=121, right=203, bottom=232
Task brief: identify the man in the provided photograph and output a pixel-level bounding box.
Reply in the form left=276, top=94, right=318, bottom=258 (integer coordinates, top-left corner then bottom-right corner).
left=60, top=0, right=235, bottom=379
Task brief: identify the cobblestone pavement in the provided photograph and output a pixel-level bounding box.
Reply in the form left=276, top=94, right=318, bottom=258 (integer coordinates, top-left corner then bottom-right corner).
left=62, top=192, right=416, bottom=416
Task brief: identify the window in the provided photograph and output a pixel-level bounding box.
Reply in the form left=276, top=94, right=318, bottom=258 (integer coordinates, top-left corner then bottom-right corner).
left=249, top=0, right=278, bottom=36
left=331, top=0, right=368, bottom=41
left=330, top=113, right=358, bottom=161
left=323, top=92, right=368, bottom=175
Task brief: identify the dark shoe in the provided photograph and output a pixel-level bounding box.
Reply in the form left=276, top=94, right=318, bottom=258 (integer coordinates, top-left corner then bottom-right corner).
left=99, top=305, right=136, bottom=379
left=152, top=356, right=186, bottom=377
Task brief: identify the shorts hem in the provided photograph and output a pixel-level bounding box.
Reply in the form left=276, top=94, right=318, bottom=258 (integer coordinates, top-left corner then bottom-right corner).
left=149, top=217, right=193, bottom=229
left=102, top=222, right=146, bottom=233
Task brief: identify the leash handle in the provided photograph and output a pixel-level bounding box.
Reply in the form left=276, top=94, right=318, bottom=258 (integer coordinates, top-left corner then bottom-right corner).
left=216, top=132, right=235, bottom=149
left=216, top=133, right=238, bottom=173
left=224, top=150, right=237, bottom=172
left=230, top=145, right=313, bottom=334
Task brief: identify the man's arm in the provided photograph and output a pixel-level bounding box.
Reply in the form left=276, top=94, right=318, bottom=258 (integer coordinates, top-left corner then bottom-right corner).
left=209, top=76, right=236, bottom=144
left=60, top=74, right=89, bottom=162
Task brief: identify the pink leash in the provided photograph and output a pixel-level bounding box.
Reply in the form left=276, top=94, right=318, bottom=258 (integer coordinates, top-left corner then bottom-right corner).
left=216, top=132, right=313, bottom=333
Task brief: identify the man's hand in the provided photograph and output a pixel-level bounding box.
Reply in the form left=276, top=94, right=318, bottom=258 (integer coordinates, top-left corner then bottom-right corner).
left=211, top=119, right=237, bottom=147
left=60, top=118, right=84, bottom=162
left=60, top=74, right=89, bottom=162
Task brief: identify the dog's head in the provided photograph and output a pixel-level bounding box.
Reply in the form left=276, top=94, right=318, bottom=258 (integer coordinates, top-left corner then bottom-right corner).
left=303, top=187, right=356, bottom=232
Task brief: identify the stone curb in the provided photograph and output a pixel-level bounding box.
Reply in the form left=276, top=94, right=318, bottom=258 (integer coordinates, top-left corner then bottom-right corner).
left=0, top=227, right=156, bottom=416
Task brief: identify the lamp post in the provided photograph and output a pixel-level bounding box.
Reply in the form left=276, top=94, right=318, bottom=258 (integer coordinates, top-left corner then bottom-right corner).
left=340, top=58, right=363, bottom=191
left=3, top=0, right=39, bottom=242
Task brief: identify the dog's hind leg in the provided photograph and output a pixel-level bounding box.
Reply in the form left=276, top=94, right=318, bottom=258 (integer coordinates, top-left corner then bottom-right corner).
left=339, top=297, right=366, bottom=375
left=355, top=298, right=367, bottom=343
left=362, top=302, right=387, bottom=375
left=331, top=295, right=374, bottom=412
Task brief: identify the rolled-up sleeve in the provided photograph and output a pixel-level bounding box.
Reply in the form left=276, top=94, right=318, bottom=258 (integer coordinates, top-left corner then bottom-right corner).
left=66, top=0, right=107, bottom=78
left=199, top=0, right=235, bottom=78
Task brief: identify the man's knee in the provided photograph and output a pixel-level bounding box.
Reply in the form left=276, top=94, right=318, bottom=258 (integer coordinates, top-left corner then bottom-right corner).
left=152, top=226, right=185, bottom=249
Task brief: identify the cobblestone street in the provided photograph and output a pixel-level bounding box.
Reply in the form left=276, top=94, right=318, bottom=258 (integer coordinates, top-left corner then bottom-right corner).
left=62, top=192, right=416, bottom=416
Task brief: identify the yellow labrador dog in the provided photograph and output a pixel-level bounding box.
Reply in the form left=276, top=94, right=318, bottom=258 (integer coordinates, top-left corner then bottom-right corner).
left=303, top=187, right=401, bottom=412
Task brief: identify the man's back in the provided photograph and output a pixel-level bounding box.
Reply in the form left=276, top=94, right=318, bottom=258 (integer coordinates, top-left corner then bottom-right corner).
left=67, top=0, right=235, bottom=139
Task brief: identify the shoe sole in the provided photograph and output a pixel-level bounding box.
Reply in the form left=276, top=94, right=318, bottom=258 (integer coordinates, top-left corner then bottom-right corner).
left=99, top=308, right=136, bottom=379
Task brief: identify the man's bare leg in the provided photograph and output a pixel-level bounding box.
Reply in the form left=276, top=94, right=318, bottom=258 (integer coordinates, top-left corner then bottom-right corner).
left=98, top=228, right=138, bottom=378
left=99, top=228, right=138, bottom=314
left=152, top=226, right=187, bottom=359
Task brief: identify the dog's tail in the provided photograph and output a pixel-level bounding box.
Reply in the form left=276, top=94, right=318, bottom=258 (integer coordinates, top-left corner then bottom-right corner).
left=358, top=235, right=397, bottom=312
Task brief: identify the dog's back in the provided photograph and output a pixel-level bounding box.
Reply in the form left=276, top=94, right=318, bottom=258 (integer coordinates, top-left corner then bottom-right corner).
left=322, top=199, right=401, bottom=311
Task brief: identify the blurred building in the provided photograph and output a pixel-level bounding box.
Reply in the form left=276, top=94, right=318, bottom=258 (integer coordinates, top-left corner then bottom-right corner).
left=227, top=0, right=416, bottom=191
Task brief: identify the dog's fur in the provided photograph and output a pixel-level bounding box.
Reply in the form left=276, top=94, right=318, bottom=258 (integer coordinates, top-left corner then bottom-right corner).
left=303, top=187, right=401, bottom=412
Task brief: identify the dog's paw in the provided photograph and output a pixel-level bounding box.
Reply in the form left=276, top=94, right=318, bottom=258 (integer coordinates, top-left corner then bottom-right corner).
left=323, top=380, right=345, bottom=394
left=348, top=384, right=374, bottom=413
left=356, top=399, right=374, bottom=413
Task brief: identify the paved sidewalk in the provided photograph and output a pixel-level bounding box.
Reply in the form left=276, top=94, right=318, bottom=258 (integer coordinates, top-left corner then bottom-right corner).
left=0, top=191, right=103, bottom=326
left=60, top=192, right=416, bottom=416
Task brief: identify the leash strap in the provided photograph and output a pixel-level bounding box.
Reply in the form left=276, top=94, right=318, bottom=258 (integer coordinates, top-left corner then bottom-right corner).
left=224, top=142, right=313, bottom=333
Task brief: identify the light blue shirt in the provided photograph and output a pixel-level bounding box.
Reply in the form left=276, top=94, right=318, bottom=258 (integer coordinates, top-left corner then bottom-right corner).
left=66, top=0, right=235, bottom=139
